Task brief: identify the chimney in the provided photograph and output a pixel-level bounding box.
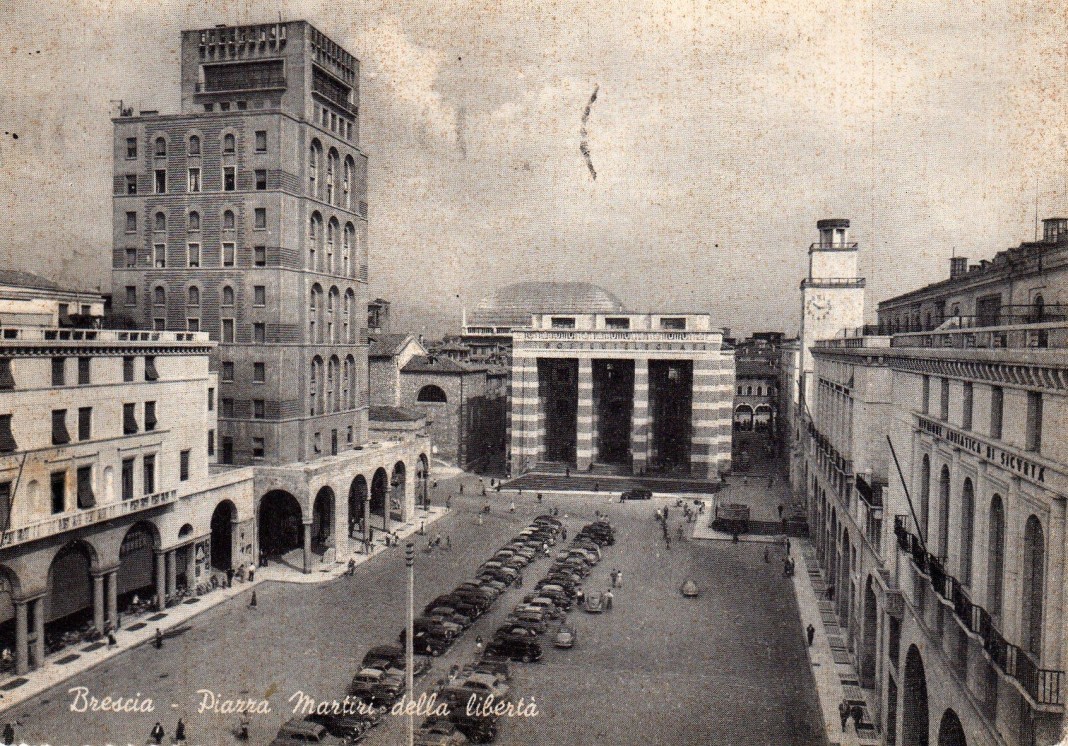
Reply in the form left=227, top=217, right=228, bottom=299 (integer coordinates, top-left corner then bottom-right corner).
left=949, top=256, right=968, bottom=279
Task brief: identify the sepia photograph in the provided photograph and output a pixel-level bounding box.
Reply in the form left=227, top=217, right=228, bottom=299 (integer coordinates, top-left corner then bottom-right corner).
left=0, top=1, right=1066, bottom=744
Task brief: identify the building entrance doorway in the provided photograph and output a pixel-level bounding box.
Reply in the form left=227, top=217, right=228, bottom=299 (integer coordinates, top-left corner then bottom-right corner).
left=258, top=490, right=302, bottom=557
left=593, top=359, right=633, bottom=464
left=648, top=360, right=693, bottom=473
left=538, top=359, right=578, bottom=465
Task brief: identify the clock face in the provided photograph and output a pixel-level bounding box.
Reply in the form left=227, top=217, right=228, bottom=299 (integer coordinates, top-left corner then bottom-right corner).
left=806, top=294, right=831, bottom=321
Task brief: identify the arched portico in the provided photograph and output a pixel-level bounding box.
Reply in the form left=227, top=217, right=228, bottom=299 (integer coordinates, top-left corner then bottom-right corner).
left=210, top=500, right=238, bottom=573
left=733, top=404, right=754, bottom=431
left=937, top=710, right=966, bottom=746
left=312, top=486, right=335, bottom=554
left=45, top=541, right=98, bottom=651
left=259, top=490, right=306, bottom=571
left=860, top=575, right=878, bottom=688
left=416, top=454, right=430, bottom=510
left=117, top=521, right=161, bottom=614
left=371, top=468, right=389, bottom=533
left=390, top=461, right=407, bottom=523
left=349, top=475, right=368, bottom=543
left=903, top=645, right=930, bottom=746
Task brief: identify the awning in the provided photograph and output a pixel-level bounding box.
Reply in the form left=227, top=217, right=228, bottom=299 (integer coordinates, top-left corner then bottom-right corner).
left=77, top=469, right=95, bottom=509
left=0, top=358, right=14, bottom=390
left=123, top=406, right=138, bottom=434
left=144, top=357, right=159, bottom=381
left=145, top=403, right=157, bottom=431
left=0, top=415, right=16, bottom=454
left=52, top=410, right=70, bottom=445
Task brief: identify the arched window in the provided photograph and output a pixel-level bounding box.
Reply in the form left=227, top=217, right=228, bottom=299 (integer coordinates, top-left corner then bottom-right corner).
left=346, top=354, right=356, bottom=408
left=343, top=156, right=354, bottom=209
left=343, top=223, right=354, bottom=276
left=987, top=495, right=1006, bottom=623
left=188, top=211, right=200, bottom=231
left=342, top=357, right=350, bottom=410
left=960, top=478, right=974, bottom=585
left=344, top=289, right=354, bottom=343
left=417, top=385, right=448, bottom=403
left=187, top=286, right=200, bottom=306
left=309, top=356, right=324, bottom=416
left=154, top=212, right=166, bottom=232
left=154, top=136, right=167, bottom=156
left=308, top=140, right=322, bottom=197
left=327, top=218, right=339, bottom=274
left=326, top=149, right=339, bottom=204
left=223, top=133, right=235, bottom=154
left=1022, top=516, right=1045, bottom=655
left=309, top=285, right=321, bottom=341
left=919, top=455, right=930, bottom=539
left=328, top=356, right=340, bottom=412
left=188, top=135, right=200, bottom=156
left=223, top=210, right=235, bottom=230
left=222, top=286, right=234, bottom=306
left=938, top=465, right=950, bottom=557
left=153, top=286, right=166, bottom=306
left=1034, top=294, right=1045, bottom=323
left=309, top=213, right=322, bottom=270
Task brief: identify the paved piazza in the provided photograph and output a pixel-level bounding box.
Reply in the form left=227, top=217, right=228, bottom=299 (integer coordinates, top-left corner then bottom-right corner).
left=13, top=473, right=824, bottom=746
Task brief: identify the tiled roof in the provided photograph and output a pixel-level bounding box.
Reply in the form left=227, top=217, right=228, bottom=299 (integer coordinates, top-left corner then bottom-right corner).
left=0, top=269, right=62, bottom=292
left=402, top=355, right=484, bottom=374
left=369, top=405, right=424, bottom=422
left=368, top=333, right=414, bottom=357
left=466, top=282, right=625, bottom=329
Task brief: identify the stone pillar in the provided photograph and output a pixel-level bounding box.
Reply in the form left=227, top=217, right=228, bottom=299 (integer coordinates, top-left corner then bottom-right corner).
left=14, top=600, right=28, bottom=675
left=690, top=358, right=728, bottom=481
left=92, top=573, right=105, bottom=633
left=302, top=521, right=313, bottom=574
left=576, top=357, right=593, bottom=471
left=30, top=598, right=44, bottom=669
left=166, top=550, right=177, bottom=596
left=630, top=359, right=649, bottom=475
left=1047, top=496, right=1066, bottom=668
left=106, top=570, right=118, bottom=626
left=363, top=497, right=371, bottom=550
left=154, top=551, right=166, bottom=610
left=186, top=545, right=196, bottom=589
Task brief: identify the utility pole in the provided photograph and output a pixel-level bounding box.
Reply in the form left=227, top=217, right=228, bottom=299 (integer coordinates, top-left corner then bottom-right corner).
left=405, top=542, right=415, bottom=746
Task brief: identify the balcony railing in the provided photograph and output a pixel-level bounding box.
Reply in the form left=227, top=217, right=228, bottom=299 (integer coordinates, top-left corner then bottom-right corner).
left=895, top=517, right=1064, bottom=706
left=800, top=277, right=866, bottom=290
left=0, top=327, right=208, bottom=344
left=0, top=489, right=178, bottom=549
left=516, top=330, right=723, bottom=343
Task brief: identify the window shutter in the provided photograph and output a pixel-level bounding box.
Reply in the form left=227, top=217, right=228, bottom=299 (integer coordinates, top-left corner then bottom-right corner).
left=51, top=411, right=71, bottom=445
left=144, top=357, right=159, bottom=381
left=0, top=358, right=14, bottom=390
left=0, top=415, right=16, bottom=454
left=77, top=468, right=96, bottom=509
left=123, top=405, right=138, bottom=435
left=145, top=402, right=158, bottom=431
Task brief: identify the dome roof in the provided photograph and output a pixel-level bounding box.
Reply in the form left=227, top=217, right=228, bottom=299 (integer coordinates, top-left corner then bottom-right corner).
left=467, top=282, right=625, bottom=328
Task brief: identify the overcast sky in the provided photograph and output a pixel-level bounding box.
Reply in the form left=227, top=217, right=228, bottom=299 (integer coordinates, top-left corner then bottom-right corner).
left=0, top=0, right=1065, bottom=337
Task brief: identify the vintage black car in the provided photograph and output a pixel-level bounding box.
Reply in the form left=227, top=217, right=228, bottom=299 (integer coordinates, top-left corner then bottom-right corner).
left=485, top=636, right=542, bottom=663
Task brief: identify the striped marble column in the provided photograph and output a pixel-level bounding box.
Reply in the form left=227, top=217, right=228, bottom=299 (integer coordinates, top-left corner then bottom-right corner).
left=690, top=356, right=734, bottom=480
left=509, top=359, right=539, bottom=474
left=630, top=358, right=649, bottom=474
left=576, top=357, right=594, bottom=470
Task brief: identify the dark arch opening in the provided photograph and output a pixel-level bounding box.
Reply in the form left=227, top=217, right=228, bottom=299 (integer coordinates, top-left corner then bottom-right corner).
left=903, top=646, right=930, bottom=746
left=211, top=500, right=237, bottom=572
left=118, top=522, right=160, bottom=611
left=370, top=469, right=389, bottom=529
left=390, top=462, right=406, bottom=522
left=45, top=541, right=96, bottom=641
left=861, top=576, right=878, bottom=688
left=312, top=486, right=335, bottom=552
left=258, top=491, right=302, bottom=559
left=349, top=475, right=368, bottom=538
left=417, top=385, right=447, bottom=403
left=937, top=709, right=966, bottom=746
left=0, top=566, right=22, bottom=657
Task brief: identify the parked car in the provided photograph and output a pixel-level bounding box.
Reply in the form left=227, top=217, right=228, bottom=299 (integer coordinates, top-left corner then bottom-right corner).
left=533, top=515, right=563, bottom=529
left=495, top=623, right=540, bottom=639
left=303, top=712, right=373, bottom=742
left=584, top=592, right=604, bottom=613
left=621, top=488, right=653, bottom=500
left=485, top=636, right=542, bottom=663
left=459, top=671, right=510, bottom=699
left=271, top=718, right=351, bottom=745
left=400, top=628, right=452, bottom=656
left=554, top=625, right=577, bottom=648
left=428, top=606, right=473, bottom=629
left=362, top=645, right=433, bottom=678
left=423, top=714, right=496, bottom=745
left=472, top=655, right=510, bottom=680
left=349, top=667, right=404, bottom=705
left=522, top=596, right=565, bottom=619
left=414, top=718, right=469, bottom=746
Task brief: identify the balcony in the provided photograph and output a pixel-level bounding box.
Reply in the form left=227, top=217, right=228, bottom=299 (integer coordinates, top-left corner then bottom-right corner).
left=800, top=277, right=866, bottom=290
left=516, top=330, right=724, bottom=344
left=311, top=78, right=358, bottom=116
left=0, top=489, right=178, bottom=549
left=0, top=327, right=208, bottom=344
left=894, top=515, right=1065, bottom=706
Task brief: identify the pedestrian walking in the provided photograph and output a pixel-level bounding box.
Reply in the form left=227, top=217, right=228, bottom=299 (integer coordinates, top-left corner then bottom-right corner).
left=475, top=635, right=483, bottom=653
left=838, top=702, right=850, bottom=732
left=348, top=558, right=356, bottom=575
left=248, top=566, right=254, bottom=582
left=150, top=721, right=166, bottom=745
left=610, top=569, right=618, bottom=587
left=434, top=533, right=442, bottom=548
left=459, top=483, right=464, bottom=495
left=663, top=506, right=669, bottom=521
left=537, top=493, right=543, bottom=504
left=516, top=573, right=523, bottom=588
left=174, top=718, right=186, bottom=745
left=249, top=591, right=258, bottom=608
left=777, top=504, right=784, bottom=520
left=851, top=704, right=864, bottom=731
left=227, top=567, right=235, bottom=586
left=481, top=487, right=486, bottom=497
left=807, top=624, right=816, bottom=646
left=446, top=535, right=451, bottom=550
left=732, top=529, right=740, bottom=543
left=826, top=584, right=835, bottom=601
left=676, top=524, right=684, bottom=541
left=561, top=527, right=567, bottom=541
left=1, top=722, right=13, bottom=746
left=509, top=501, right=516, bottom=513
left=154, top=628, right=163, bottom=649
left=786, top=538, right=791, bottom=555
left=107, top=632, right=117, bottom=648
left=593, top=482, right=599, bottom=492
left=446, top=496, right=452, bottom=509
left=616, top=570, right=623, bottom=588
left=477, top=513, right=484, bottom=526
left=604, top=590, right=613, bottom=610
left=665, top=536, right=671, bottom=550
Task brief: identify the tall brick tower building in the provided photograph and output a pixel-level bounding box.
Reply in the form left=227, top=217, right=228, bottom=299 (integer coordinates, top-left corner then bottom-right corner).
left=112, top=21, right=369, bottom=466
left=112, top=22, right=429, bottom=571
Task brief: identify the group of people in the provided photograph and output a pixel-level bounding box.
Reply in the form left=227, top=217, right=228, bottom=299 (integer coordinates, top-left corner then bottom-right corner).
left=149, top=718, right=185, bottom=745
left=655, top=507, right=675, bottom=548
left=838, top=701, right=865, bottom=733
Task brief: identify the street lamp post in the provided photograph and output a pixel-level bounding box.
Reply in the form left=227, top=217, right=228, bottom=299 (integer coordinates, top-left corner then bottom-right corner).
left=405, top=542, right=415, bottom=746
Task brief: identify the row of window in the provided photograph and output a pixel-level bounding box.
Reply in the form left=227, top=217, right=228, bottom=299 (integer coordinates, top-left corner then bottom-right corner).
left=308, top=140, right=359, bottom=210
left=314, top=106, right=356, bottom=142
left=920, top=375, right=1043, bottom=452
left=125, top=243, right=270, bottom=270
left=48, top=400, right=159, bottom=447
left=150, top=284, right=266, bottom=308
left=2, top=355, right=163, bottom=390
left=129, top=131, right=266, bottom=161
left=737, top=384, right=775, bottom=397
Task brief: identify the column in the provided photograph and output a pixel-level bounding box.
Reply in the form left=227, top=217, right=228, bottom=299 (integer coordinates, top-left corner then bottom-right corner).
left=14, top=600, right=27, bottom=675
left=302, top=521, right=312, bottom=574
left=691, top=358, right=729, bottom=481
left=106, top=569, right=118, bottom=627
left=166, top=550, right=177, bottom=596
left=576, top=357, right=593, bottom=471
left=630, top=358, right=649, bottom=475
left=185, top=545, right=196, bottom=590
left=154, top=551, right=166, bottom=610
left=30, top=598, right=44, bottom=670
left=363, top=496, right=371, bottom=550
left=382, top=497, right=391, bottom=535
left=509, top=358, right=538, bottom=474
left=92, top=573, right=105, bottom=632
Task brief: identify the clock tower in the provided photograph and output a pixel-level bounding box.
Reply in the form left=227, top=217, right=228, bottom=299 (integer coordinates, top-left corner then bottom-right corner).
left=797, top=218, right=866, bottom=412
